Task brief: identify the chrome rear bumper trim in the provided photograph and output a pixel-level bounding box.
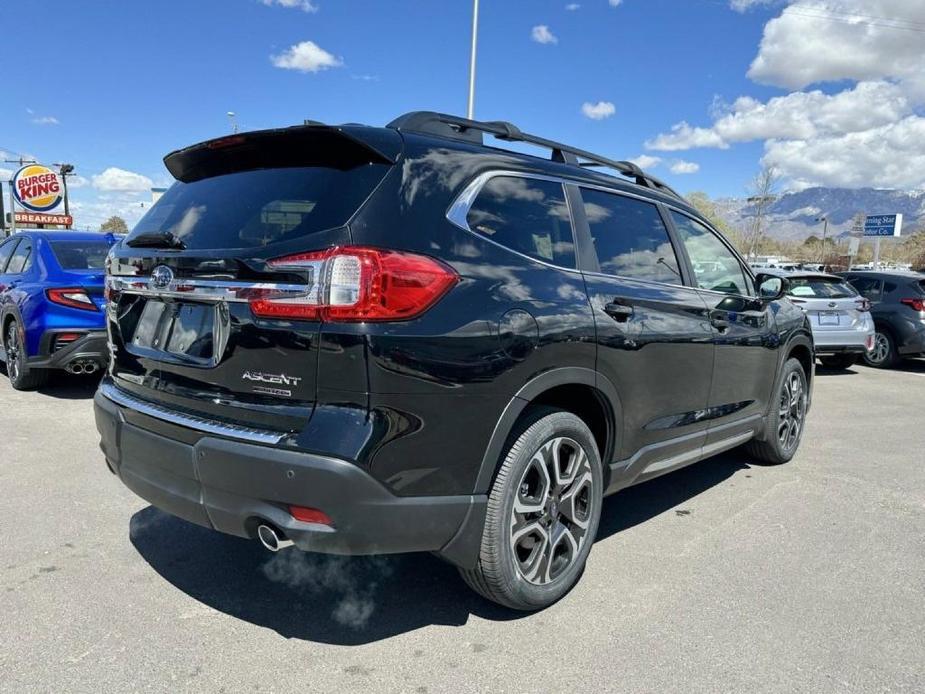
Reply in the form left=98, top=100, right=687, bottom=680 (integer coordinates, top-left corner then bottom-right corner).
left=99, top=381, right=286, bottom=445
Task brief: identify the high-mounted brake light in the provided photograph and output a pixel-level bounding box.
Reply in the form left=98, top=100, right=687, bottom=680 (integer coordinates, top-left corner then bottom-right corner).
left=46, top=288, right=98, bottom=311
left=249, top=246, right=458, bottom=322
left=900, top=297, right=925, bottom=312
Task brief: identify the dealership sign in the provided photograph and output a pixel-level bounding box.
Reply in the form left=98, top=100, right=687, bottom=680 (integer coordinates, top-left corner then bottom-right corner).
left=11, top=164, right=64, bottom=212
left=863, top=214, right=903, bottom=237
left=13, top=212, right=73, bottom=226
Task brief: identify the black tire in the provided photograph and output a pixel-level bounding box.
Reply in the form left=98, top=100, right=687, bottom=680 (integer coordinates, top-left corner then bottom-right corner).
left=863, top=328, right=898, bottom=369
left=745, top=358, right=808, bottom=465
left=459, top=407, right=603, bottom=611
left=4, top=320, right=49, bottom=391
left=819, top=354, right=857, bottom=370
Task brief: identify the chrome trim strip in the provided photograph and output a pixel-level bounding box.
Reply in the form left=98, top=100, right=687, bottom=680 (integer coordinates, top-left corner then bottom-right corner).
left=106, top=276, right=316, bottom=303
left=99, top=381, right=286, bottom=445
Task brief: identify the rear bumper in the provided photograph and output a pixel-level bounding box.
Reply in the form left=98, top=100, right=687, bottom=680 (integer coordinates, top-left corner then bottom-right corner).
left=812, top=326, right=874, bottom=355
left=897, top=326, right=925, bottom=356
left=94, top=384, right=486, bottom=567
left=28, top=330, right=109, bottom=369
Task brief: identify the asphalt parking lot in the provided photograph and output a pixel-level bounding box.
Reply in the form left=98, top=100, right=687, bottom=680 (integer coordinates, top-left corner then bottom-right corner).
left=1, top=362, right=923, bottom=693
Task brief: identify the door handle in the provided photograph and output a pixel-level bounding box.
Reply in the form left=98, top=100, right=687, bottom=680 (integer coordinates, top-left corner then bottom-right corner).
left=710, top=317, right=730, bottom=332
left=604, top=301, right=634, bottom=322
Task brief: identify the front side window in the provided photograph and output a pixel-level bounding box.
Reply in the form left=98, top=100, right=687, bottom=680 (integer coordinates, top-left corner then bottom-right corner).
left=466, top=176, right=576, bottom=267
left=6, top=239, right=33, bottom=275
left=580, top=188, right=681, bottom=284
left=671, top=212, right=752, bottom=296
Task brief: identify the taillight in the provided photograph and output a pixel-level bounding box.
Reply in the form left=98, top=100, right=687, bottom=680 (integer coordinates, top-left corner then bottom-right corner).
left=855, top=297, right=871, bottom=312
left=900, top=298, right=925, bottom=312
left=250, top=246, right=458, bottom=322
left=46, top=287, right=98, bottom=311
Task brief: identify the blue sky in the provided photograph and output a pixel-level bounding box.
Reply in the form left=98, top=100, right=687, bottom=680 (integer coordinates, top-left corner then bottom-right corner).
left=2, top=0, right=923, bottom=230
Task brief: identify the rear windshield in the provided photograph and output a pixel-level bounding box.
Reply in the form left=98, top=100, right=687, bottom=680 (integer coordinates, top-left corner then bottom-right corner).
left=788, top=277, right=857, bottom=298
left=125, top=165, right=389, bottom=251
left=50, top=240, right=112, bottom=270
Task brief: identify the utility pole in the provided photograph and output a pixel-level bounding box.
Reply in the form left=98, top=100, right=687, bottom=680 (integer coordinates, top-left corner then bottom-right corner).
left=467, top=0, right=479, bottom=119
left=227, top=111, right=238, bottom=134
left=53, top=163, right=75, bottom=229
left=816, top=215, right=828, bottom=266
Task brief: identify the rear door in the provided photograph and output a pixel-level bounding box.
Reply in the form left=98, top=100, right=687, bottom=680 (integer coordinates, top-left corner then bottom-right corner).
left=575, top=186, right=714, bottom=472
left=106, top=126, right=398, bottom=433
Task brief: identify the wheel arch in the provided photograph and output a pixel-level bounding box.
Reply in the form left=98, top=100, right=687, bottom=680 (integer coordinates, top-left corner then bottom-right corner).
left=472, top=367, right=622, bottom=495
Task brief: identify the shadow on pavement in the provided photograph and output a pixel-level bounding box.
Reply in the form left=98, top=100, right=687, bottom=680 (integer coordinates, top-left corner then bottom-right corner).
left=36, top=373, right=102, bottom=400
left=130, top=450, right=749, bottom=645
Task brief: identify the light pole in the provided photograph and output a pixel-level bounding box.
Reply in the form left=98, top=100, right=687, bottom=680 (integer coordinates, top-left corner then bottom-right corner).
left=227, top=111, right=238, bottom=134
left=815, top=215, right=828, bottom=266
left=54, top=163, right=75, bottom=229
left=467, top=0, right=479, bottom=119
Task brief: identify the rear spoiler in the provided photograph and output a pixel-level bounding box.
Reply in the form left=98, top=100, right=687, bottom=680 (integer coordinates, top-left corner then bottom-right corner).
left=164, top=124, right=402, bottom=183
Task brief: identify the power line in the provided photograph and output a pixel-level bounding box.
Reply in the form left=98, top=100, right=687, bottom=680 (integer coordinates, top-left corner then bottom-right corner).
left=782, top=5, right=925, bottom=34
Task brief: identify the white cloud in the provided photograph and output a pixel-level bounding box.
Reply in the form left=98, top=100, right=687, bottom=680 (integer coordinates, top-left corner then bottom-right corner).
left=629, top=154, right=661, bottom=169
left=565, top=3, right=581, bottom=10
left=730, top=0, right=779, bottom=11
left=271, top=40, right=343, bottom=73
left=581, top=101, right=615, bottom=120
left=259, top=0, right=318, bottom=12
left=67, top=175, right=89, bottom=189
left=747, top=0, right=925, bottom=93
left=31, top=115, right=59, bottom=125
left=646, top=121, right=727, bottom=150
left=762, top=116, right=925, bottom=190
left=609, top=0, right=623, bottom=6
left=0, top=168, right=13, bottom=182
left=670, top=160, right=700, bottom=174
left=92, top=167, right=154, bottom=192
left=531, top=25, right=558, bottom=45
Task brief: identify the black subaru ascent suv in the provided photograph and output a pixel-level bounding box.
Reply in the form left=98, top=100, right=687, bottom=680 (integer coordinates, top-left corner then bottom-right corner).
left=95, top=112, right=813, bottom=610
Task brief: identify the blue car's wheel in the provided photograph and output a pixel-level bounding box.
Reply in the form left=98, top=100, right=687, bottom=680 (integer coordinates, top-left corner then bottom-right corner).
left=4, top=321, right=48, bottom=391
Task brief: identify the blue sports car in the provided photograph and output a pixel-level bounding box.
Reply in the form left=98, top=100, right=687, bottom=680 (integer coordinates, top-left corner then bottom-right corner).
left=0, top=230, right=118, bottom=390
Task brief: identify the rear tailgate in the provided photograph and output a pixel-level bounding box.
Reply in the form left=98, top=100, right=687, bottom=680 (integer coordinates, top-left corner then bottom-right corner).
left=787, top=275, right=866, bottom=331
left=105, top=125, right=400, bottom=433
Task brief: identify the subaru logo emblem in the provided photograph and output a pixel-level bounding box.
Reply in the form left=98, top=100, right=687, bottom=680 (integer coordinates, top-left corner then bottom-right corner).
left=151, top=265, right=174, bottom=289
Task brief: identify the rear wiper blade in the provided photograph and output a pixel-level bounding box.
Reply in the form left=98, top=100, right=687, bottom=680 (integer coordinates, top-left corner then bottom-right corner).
left=126, top=230, right=186, bottom=250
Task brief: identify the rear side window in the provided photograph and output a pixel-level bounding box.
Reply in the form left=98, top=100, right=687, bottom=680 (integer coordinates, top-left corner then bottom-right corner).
left=50, top=240, right=112, bottom=270
left=849, top=277, right=883, bottom=300
left=0, top=239, right=18, bottom=273
left=466, top=176, right=576, bottom=268
left=788, top=277, right=857, bottom=298
left=580, top=188, right=681, bottom=283
left=126, top=164, right=390, bottom=251
left=6, top=239, right=33, bottom=274
left=671, top=212, right=753, bottom=296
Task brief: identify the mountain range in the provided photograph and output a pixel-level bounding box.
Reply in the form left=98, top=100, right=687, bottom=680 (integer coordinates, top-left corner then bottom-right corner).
left=711, top=187, right=925, bottom=241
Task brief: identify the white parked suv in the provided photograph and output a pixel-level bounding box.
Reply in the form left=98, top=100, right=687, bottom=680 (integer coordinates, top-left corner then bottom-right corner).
left=777, top=271, right=875, bottom=369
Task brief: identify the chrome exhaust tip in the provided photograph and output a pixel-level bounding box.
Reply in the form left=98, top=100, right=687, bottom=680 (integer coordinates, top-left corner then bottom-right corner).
left=84, top=362, right=99, bottom=375
left=257, top=524, right=294, bottom=552
left=67, top=362, right=84, bottom=375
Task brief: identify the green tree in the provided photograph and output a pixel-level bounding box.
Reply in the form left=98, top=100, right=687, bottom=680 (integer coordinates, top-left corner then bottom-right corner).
left=100, top=216, right=128, bottom=233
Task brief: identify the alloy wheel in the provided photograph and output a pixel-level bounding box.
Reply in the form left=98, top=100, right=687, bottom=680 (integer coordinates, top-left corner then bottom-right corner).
left=6, top=324, right=21, bottom=383
left=868, top=332, right=890, bottom=365
left=510, top=437, right=594, bottom=585
left=778, top=370, right=806, bottom=451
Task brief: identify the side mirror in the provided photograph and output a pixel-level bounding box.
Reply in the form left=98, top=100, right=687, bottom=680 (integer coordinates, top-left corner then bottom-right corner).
left=755, top=274, right=787, bottom=302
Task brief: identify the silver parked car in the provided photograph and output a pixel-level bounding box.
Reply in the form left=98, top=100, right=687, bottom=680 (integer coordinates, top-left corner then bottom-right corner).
left=777, top=271, right=875, bottom=369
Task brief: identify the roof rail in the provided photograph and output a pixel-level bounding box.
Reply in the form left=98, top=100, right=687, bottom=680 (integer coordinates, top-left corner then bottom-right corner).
left=387, top=111, right=683, bottom=200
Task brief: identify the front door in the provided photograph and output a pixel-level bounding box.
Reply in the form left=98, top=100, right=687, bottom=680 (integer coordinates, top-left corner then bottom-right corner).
left=668, top=211, right=778, bottom=445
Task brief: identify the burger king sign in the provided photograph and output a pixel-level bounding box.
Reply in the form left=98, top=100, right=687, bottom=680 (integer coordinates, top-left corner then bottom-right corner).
left=12, top=164, right=64, bottom=212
